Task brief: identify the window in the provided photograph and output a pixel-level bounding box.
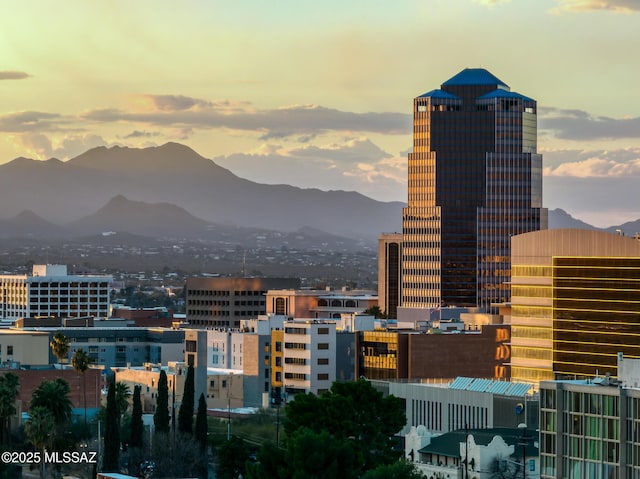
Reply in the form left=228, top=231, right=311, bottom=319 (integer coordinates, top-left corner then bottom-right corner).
left=318, top=343, right=329, bottom=350
left=222, top=380, right=227, bottom=388
left=6, top=345, right=13, bottom=356
left=317, top=327, right=329, bottom=335
left=317, top=373, right=329, bottom=380
left=210, top=380, right=215, bottom=388
left=317, top=358, right=329, bottom=365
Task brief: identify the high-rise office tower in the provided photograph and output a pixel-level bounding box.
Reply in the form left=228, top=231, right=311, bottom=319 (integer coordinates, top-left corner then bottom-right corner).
left=401, top=68, right=546, bottom=312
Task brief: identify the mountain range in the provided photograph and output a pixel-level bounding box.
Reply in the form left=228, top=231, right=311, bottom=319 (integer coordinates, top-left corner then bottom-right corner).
left=0, top=142, right=637, bottom=245
left=0, top=143, right=403, bottom=243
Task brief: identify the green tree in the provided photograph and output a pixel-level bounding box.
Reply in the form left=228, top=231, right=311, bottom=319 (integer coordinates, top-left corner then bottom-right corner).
left=127, top=385, right=144, bottom=477
left=360, top=460, right=424, bottom=479
left=282, top=379, right=405, bottom=474
left=24, top=406, right=55, bottom=479
left=115, top=381, right=132, bottom=419
left=31, top=378, right=72, bottom=427
left=154, top=370, right=170, bottom=433
left=195, top=393, right=209, bottom=479
left=71, top=348, right=91, bottom=428
left=178, top=365, right=195, bottom=434
left=0, top=372, right=19, bottom=445
left=103, top=380, right=120, bottom=472
left=130, top=385, right=143, bottom=449
left=195, top=393, right=207, bottom=452
left=216, top=436, right=251, bottom=479
left=50, top=332, right=70, bottom=374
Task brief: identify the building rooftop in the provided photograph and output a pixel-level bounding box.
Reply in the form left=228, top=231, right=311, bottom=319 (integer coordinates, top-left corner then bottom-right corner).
left=417, top=89, right=460, bottom=99
left=478, top=89, right=534, bottom=103
left=449, top=377, right=533, bottom=397
left=442, top=68, right=508, bottom=88
left=419, top=427, right=538, bottom=457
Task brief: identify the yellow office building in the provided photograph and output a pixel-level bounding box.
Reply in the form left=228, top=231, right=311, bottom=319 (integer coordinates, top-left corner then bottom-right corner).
left=511, top=229, right=640, bottom=384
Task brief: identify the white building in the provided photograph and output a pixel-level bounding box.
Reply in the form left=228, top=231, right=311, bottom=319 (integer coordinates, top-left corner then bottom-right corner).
left=0, top=264, right=112, bottom=322
left=283, top=319, right=336, bottom=396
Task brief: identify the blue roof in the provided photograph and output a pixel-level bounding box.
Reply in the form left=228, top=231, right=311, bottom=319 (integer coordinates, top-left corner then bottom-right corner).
left=478, top=89, right=535, bottom=103
left=417, top=89, right=459, bottom=100
left=449, top=377, right=533, bottom=397
left=442, top=68, right=508, bottom=88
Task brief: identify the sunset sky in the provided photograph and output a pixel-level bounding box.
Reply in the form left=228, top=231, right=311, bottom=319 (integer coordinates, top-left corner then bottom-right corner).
left=1, top=0, right=639, bottom=227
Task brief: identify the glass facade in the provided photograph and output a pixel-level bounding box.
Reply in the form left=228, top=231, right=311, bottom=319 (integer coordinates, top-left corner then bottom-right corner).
left=540, top=382, right=639, bottom=479
left=511, top=262, right=555, bottom=384
left=553, top=257, right=640, bottom=379
left=401, top=69, right=545, bottom=311
left=359, top=330, right=399, bottom=380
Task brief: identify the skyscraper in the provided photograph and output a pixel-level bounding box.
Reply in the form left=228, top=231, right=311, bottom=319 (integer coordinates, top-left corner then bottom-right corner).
left=401, top=68, right=546, bottom=312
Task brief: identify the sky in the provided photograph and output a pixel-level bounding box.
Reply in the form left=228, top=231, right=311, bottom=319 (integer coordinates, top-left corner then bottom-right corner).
left=1, top=0, right=639, bottom=227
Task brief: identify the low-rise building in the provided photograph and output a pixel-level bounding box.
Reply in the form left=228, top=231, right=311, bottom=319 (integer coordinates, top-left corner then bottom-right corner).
left=0, top=264, right=112, bottom=322
left=265, top=288, right=377, bottom=319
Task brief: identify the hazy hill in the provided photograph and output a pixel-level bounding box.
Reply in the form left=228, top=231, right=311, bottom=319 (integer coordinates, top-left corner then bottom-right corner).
left=67, top=195, right=211, bottom=237
left=547, top=208, right=599, bottom=231
left=0, top=143, right=403, bottom=242
left=0, top=210, right=64, bottom=238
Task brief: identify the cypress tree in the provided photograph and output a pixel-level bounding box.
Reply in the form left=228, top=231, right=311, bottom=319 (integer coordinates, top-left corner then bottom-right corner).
left=195, top=393, right=208, bottom=452
left=178, top=365, right=195, bottom=434
left=130, top=385, right=143, bottom=448
left=195, top=393, right=209, bottom=479
left=103, top=380, right=120, bottom=472
left=154, top=370, right=170, bottom=433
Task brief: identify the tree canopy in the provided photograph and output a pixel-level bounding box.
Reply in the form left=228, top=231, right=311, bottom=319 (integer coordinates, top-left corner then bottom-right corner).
left=30, top=378, right=72, bottom=427
left=50, top=332, right=70, bottom=368
left=178, top=365, right=195, bottom=434
left=154, top=370, right=170, bottom=433
left=0, top=372, right=19, bottom=445
left=283, top=379, right=405, bottom=471
left=103, top=380, right=120, bottom=472
left=249, top=379, right=407, bottom=478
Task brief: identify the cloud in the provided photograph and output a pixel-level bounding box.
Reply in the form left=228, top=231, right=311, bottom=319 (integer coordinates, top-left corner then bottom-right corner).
left=120, top=130, right=162, bottom=139
left=0, top=71, right=30, bottom=80
left=0, top=111, right=66, bottom=132
left=551, top=0, right=640, bottom=12
left=82, top=99, right=411, bottom=137
left=14, top=133, right=108, bottom=160
left=543, top=148, right=640, bottom=177
left=539, top=107, right=640, bottom=140
left=214, top=137, right=407, bottom=202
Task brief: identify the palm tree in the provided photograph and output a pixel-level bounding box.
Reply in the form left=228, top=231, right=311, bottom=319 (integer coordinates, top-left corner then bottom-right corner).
left=71, top=348, right=91, bottom=427
left=50, top=332, right=70, bottom=375
left=24, top=406, right=55, bottom=479
left=0, top=372, right=19, bottom=445
left=31, top=378, right=72, bottom=427
left=115, top=381, right=132, bottom=420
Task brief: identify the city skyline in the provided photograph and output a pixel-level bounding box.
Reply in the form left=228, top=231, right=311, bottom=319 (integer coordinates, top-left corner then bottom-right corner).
left=1, top=1, right=639, bottom=227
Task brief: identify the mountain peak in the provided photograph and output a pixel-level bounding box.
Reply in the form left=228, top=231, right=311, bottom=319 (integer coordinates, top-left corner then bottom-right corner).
left=66, top=142, right=215, bottom=173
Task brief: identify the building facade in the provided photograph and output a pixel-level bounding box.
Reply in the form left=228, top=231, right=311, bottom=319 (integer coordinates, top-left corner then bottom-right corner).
left=378, top=233, right=402, bottom=319
left=185, top=277, right=300, bottom=328
left=0, top=264, right=112, bottom=322
left=357, top=324, right=511, bottom=381
left=265, top=288, right=377, bottom=319
left=539, top=378, right=640, bottom=478
left=282, top=320, right=336, bottom=396
left=401, top=68, right=546, bottom=312
left=510, top=229, right=640, bottom=384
